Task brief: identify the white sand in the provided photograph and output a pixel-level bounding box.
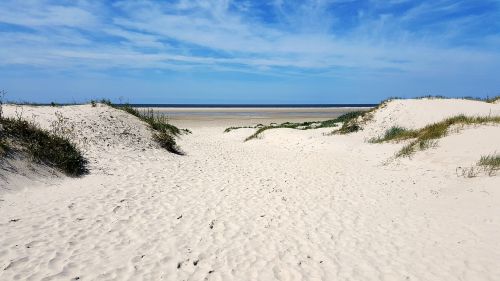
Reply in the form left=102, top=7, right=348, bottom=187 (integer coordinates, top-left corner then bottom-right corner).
left=1, top=99, right=499, bottom=281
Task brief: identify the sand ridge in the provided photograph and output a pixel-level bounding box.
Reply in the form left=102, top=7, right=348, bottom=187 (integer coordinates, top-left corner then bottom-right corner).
left=0, top=99, right=499, bottom=281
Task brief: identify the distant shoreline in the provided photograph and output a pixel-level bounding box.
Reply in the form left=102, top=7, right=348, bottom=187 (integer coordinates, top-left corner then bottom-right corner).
left=141, top=106, right=372, bottom=125
left=130, top=104, right=377, bottom=108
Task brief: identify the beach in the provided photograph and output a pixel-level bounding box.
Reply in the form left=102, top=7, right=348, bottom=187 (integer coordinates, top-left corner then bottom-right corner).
left=137, top=107, right=372, bottom=127
left=1, top=98, right=500, bottom=281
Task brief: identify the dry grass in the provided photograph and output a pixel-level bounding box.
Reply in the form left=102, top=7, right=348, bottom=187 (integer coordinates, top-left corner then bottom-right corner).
left=104, top=102, right=188, bottom=155
left=457, top=153, right=499, bottom=178
left=331, top=98, right=400, bottom=135
left=240, top=111, right=365, bottom=141
left=224, top=124, right=264, bottom=133
left=371, top=115, right=500, bottom=157
left=336, top=95, right=500, bottom=136
left=477, top=153, right=500, bottom=176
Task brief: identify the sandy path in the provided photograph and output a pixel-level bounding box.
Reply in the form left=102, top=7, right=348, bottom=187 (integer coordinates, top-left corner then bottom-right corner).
left=1, top=102, right=499, bottom=281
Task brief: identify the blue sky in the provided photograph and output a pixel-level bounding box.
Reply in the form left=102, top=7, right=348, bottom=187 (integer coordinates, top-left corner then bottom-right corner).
left=0, top=0, right=499, bottom=103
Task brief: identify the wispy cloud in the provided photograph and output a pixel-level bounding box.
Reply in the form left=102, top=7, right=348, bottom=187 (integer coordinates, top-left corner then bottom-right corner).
left=0, top=0, right=499, bottom=102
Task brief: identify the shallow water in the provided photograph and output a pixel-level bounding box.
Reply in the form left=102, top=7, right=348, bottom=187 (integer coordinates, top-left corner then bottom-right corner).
left=136, top=106, right=371, bottom=122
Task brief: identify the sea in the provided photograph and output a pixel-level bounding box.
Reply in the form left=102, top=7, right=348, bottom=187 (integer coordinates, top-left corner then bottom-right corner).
left=130, top=104, right=376, bottom=119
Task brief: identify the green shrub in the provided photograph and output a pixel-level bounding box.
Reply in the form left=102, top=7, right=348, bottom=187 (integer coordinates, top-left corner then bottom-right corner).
left=100, top=99, right=112, bottom=106
left=153, top=130, right=183, bottom=155
left=0, top=117, right=88, bottom=176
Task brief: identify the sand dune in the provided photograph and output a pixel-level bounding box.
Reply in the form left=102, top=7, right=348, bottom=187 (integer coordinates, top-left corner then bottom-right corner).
left=362, top=98, right=500, bottom=137
left=1, top=99, right=499, bottom=281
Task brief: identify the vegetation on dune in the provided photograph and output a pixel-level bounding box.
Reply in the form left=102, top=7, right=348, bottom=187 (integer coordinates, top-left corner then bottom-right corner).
left=332, top=111, right=365, bottom=123
left=478, top=153, right=500, bottom=168
left=370, top=115, right=500, bottom=157
left=229, top=111, right=366, bottom=141
left=152, top=130, right=181, bottom=154
left=330, top=99, right=401, bottom=135
left=406, top=95, right=500, bottom=103
left=369, top=126, right=418, bottom=144
left=0, top=117, right=88, bottom=176
left=335, top=95, right=500, bottom=137
left=0, top=137, right=8, bottom=156
left=224, top=124, right=264, bottom=133
left=336, top=122, right=362, bottom=134
left=1, top=91, right=88, bottom=176
left=485, top=96, right=500, bottom=103
left=457, top=153, right=500, bottom=178
left=94, top=99, right=189, bottom=155
left=477, top=153, right=500, bottom=176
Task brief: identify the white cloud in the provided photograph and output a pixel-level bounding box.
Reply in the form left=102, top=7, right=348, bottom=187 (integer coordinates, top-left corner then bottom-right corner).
left=0, top=0, right=499, bottom=80
left=0, top=0, right=98, bottom=28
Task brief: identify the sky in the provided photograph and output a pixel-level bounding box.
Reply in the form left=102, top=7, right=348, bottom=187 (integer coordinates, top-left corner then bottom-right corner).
left=0, top=0, right=499, bottom=104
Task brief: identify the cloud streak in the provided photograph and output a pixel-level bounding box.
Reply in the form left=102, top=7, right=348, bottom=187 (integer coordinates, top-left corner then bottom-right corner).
left=0, top=0, right=499, bottom=102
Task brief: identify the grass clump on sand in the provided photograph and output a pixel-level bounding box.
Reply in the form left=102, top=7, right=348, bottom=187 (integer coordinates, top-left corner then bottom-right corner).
left=0, top=137, right=8, bottom=156
left=239, top=111, right=366, bottom=141
left=224, top=124, right=264, bottom=133
left=460, top=95, right=500, bottom=103
left=457, top=153, right=500, bottom=178
left=0, top=117, right=88, bottom=176
left=371, top=115, right=500, bottom=157
left=485, top=96, right=500, bottom=103
left=99, top=100, right=189, bottom=155
left=477, top=153, right=500, bottom=176
left=335, top=95, right=500, bottom=136
left=409, top=95, right=500, bottom=103
left=369, top=126, right=418, bottom=143
left=332, top=99, right=402, bottom=135
left=478, top=153, right=500, bottom=168
left=1, top=89, right=87, bottom=175
left=118, top=104, right=188, bottom=136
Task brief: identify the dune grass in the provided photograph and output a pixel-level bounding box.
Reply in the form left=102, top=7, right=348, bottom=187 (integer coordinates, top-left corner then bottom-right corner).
left=0, top=137, right=8, bottom=156
left=224, top=124, right=264, bottom=133
left=408, top=95, right=500, bottom=103
left=0, top=117, right=88, bottom=176
left=485, top=96, right=500, bottom=103
left=369, top=126, right=418, bottom=143
left=238, top=111, right=366, bottom=141
left=331, top=99, right=401, bottom=135
left=118, top=104, right=189, bottom=136
left=336, top=121, right=362, bottom=134
left=458, top=153, right=500, bottom=177
left=370, top=115, right=500, bottom=157
left=102, top=101, right=188, bottom=155
left=478, top=153, right=500, bottom=168
left=335, top=95, right=500, bottom=136
left=477, top=153, right=500, bottom=176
